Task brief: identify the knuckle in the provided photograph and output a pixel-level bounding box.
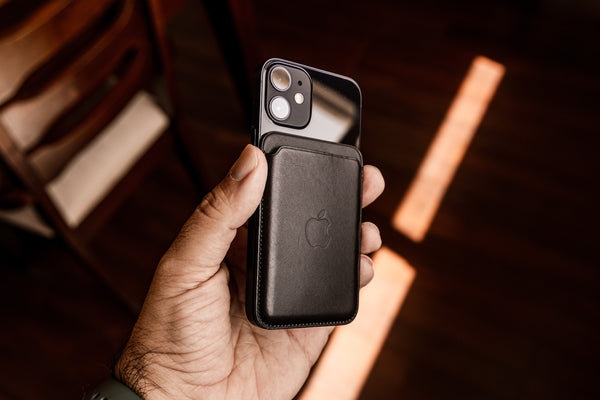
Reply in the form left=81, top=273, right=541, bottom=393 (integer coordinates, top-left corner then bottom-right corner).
left=196, top=185, right=230, bottom=221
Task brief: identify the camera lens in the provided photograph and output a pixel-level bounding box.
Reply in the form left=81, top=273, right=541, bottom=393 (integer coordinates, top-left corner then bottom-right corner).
left=270, top=66, right=291, bottom=91
left=269, top=96, right=290, bottom=120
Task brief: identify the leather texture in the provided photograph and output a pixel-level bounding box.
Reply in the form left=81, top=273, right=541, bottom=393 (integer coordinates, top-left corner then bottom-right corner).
left=246, top=132, right=363, bottom=329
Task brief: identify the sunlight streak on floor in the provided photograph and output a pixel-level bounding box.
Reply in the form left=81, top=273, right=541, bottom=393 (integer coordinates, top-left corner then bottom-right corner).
left=299, top=247, right=416, bottom=400
left=393, top=56, right=505, bottom=242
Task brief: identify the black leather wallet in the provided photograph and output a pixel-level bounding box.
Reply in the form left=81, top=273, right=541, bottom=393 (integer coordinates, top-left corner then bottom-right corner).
left=246, top=132, right=363, bottom=329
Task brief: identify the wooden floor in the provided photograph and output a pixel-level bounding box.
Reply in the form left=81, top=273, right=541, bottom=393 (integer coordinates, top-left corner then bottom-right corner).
left=1, top=0, right=599, bottom=398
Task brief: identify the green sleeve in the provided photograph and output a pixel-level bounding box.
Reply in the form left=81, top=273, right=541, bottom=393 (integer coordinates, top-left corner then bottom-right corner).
left=86, top=378, right=143, bottom=400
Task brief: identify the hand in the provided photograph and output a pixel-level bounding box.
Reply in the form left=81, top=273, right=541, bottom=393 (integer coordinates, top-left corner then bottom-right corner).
left=114, top=144, right=385, bottom=399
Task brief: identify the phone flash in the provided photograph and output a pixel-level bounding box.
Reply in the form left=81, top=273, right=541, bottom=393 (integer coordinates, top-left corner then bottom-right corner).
left=294, top=93, right=304, bottom=104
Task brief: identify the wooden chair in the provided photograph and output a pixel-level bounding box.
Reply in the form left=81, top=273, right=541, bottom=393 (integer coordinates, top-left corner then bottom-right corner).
left=0, top=0, right=194, bottom=313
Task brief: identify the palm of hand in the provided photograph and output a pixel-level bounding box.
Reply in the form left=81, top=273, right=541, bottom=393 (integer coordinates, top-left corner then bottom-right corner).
left=121, top=230, right=331, bottom=400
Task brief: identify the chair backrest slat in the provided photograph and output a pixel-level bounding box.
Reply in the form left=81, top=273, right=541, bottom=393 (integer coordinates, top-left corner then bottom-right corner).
left=0, top=0, right=116, bottom=105
left=0, top=0, right=158, bottom=213
left=0, top=0, right=137, bottom=152
left=29, top=39, right=152, bottom=184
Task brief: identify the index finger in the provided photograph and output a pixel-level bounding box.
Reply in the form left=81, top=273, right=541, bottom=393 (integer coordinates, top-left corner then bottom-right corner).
left=362, top=165, right=385, bottom=208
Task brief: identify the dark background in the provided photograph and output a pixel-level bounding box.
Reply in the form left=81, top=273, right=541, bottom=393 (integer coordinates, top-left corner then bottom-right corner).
left=1, top=0, right=599, bottom=398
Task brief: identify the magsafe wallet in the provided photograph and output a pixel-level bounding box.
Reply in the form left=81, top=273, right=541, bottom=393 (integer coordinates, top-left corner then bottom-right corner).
left=246, top=132, right=363, bottom=329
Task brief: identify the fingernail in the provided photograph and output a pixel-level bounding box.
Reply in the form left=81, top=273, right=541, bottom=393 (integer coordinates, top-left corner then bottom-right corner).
left=230, top=145, right=258, bottom=181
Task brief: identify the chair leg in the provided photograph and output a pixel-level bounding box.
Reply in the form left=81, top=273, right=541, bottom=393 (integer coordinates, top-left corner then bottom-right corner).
left=22, top=194, right=141, bottom=317
left=62, top=231, right=140, bottom=318
left=202, top=0, right=262, bottom=125
left=169, top=126, right=208, bottom=196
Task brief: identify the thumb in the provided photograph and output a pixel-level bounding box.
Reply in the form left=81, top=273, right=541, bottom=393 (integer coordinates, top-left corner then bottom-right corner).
left=159, top=144, right=267, bottom=287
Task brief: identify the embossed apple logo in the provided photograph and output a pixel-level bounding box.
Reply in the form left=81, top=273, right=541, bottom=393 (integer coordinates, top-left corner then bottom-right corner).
left=305, top=209, right=331, bottom=248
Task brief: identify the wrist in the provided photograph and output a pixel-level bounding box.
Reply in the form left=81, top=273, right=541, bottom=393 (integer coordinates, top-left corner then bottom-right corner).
left=86, top=378, right=143, bottom=400
left=114, top=340, right=172, bottom=400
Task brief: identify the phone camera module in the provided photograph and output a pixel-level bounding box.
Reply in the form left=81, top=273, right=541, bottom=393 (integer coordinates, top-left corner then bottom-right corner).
left=264, top=63, right=311, bottom=128
left=269, top=96, right=291, bottom=120
left=270, top=66, right=291, bottom=91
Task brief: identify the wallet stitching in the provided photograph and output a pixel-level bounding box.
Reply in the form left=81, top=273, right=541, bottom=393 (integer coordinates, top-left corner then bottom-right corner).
left=255, top=149, right=362, bottom=329
left=256, top=197, right=266, bottom=325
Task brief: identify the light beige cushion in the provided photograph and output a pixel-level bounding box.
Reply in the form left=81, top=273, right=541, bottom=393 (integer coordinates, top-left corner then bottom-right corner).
left=0, top=91, right=168, bottom=233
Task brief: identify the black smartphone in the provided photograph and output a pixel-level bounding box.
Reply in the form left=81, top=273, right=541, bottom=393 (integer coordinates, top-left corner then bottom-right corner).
left=246, top=58, right=362, bottom=329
